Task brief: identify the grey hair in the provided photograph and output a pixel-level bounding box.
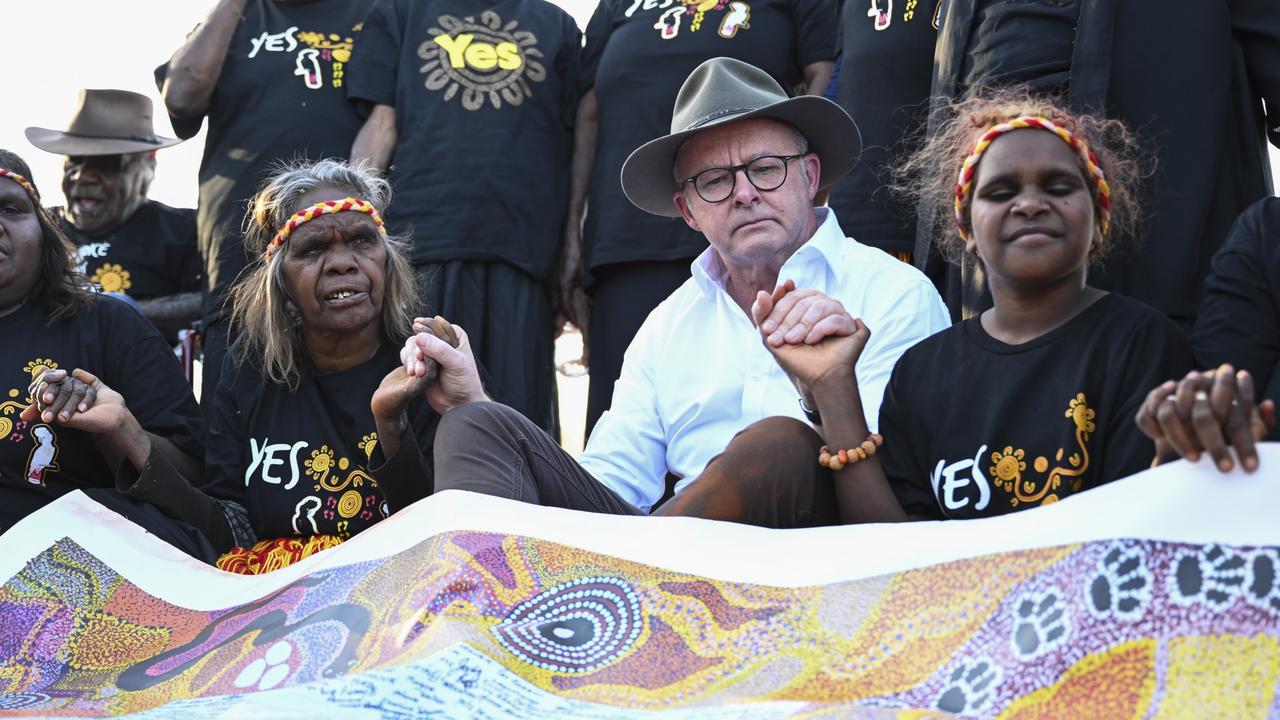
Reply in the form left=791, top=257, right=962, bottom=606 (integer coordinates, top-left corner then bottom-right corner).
left=229, top=158, right=420, bottom=388
left=672, top=120, right=810, bottom=183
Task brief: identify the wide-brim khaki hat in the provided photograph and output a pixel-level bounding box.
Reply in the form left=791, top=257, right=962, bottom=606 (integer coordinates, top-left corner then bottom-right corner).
left=25, top=88, right=182, bottom=156
left=621, top=57, right=861, bottom=218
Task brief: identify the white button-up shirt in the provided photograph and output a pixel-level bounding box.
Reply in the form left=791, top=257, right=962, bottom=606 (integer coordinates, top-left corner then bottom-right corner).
left=578, top=208, right=951, bottom=512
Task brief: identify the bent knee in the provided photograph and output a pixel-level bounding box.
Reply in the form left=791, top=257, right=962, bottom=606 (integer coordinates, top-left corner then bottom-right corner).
left=435, top=401, right=519, bottom=448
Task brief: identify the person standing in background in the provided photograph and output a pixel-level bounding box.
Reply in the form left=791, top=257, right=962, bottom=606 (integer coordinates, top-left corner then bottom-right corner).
left=158, top=0, right=373, bottom=403
left=27, top=89, right=202, bottom=342
left=565, top=0, right=836, bottom=441
left=346, top=0, right=582, bottom=435
left=824, top=0, right=941, bottom=264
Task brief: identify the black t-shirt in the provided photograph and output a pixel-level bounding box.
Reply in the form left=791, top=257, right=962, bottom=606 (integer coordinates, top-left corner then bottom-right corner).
left=0, top=298, right=203, bottom=532
left=960, top=0, right=1079, bottom=93
left=346, top=0, right=580, bottom=281
left=54, top=200, right=201, bottom=301
left=1194, top=197, right=1280, bottom=441
left=157, top=0, right=371, bottom=320
left=880, top=293, right=1195, bottom=520
left=580, top=0, right=836, bottom=273
left=204, top=342, right=439, bottom=542
left=825, top=0, right=940, bottom=255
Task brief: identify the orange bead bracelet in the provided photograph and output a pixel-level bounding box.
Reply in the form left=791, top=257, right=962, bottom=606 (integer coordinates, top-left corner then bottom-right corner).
left=819, top=434, right=883, bottom=471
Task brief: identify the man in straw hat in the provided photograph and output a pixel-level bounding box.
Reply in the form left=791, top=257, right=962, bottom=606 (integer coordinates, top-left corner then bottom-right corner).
left=417, top=58, right=948, bottom=526
left=26, top=89, right=201, bottom=341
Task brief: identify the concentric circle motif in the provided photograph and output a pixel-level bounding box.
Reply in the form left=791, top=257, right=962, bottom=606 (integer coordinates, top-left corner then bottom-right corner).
left=0, top=693, right=50, bottom=710
left=491, top=576, right=643, bottom=674
left=337, top=490, right=362, bottom=519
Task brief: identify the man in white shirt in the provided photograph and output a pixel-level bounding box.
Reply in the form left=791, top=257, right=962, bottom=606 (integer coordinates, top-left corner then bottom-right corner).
left=413, top=58, right=949, bottom=526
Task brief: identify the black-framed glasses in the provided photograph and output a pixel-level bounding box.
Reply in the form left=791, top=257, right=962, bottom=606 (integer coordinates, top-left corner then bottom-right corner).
left=682, top=154, right=805, bottom=203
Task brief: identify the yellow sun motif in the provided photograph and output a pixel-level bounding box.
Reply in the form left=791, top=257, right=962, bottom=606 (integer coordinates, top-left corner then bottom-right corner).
left=90, top=263, right=132, bottom=293
left=989, top=446, right=1026, bottom=491
left=304, top=445, right=336, bottom=481
left=23, top=358, right=59, bottom=380
left=1065, top=393, right=1096, bottom=434
left=358, top=433, right=378, bottom=462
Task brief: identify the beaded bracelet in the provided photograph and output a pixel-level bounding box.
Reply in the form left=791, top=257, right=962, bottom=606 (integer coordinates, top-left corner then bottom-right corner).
left=819, top=434, right=883, bottom=471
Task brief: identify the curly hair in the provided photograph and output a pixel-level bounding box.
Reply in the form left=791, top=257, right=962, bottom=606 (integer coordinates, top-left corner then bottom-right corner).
left=892, top=89, right=1148, bottom=266
left=229, top=158, right=420, bottom=388
left=0, top=149, right=92, bottom=321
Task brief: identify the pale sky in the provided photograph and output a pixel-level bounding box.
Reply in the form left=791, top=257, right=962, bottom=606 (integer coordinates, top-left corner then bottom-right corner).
left=5, top=1, right=1276, bottom=211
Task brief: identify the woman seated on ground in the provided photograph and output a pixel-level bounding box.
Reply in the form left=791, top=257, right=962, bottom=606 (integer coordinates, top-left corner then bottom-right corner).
left=750, top=92, right=1257, bottom=523
left=0, top=149, right=208, bottom=555
left=182, top=159, right=461, bottom=573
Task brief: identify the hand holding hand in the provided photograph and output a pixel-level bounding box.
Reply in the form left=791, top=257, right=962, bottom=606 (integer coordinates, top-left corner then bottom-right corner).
left=22, top=369, right=129, bottom=434
left=401, top=316, right=488, bottom=415
left=754, top=279, right=857, bottom=347
left=1136, top=365, right=1275, bottom=473
left=752, top=287, right=870, bottom=400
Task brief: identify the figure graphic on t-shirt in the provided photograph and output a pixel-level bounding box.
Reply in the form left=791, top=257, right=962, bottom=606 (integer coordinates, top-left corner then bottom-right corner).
left=718, top=2, right=751, bottom=38
left=295, top=48, right=323, bottom=90
left=867, top=0, right=893, bottom=30
left=685, top=0, right=718, bottom=32
left=292, top=495, right=321, bottom=534
left=989, top=393, right=1097, bottom=508
left=25, top=425, right=59, bottom=486
left=654, top=6, right=686, bottom=39
left=90, top=263, right=132, bottom=294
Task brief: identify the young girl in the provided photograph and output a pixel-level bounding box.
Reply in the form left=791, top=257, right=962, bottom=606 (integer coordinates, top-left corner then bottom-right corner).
left=753, top=93, right=1200, bottom=522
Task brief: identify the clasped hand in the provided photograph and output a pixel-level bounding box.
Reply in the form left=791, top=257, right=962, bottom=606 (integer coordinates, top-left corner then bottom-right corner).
left=750, top=279, right=870, bottom=401
left=1136, top=365, right=1274, bottom=473
left=372, top=315, right=488, bottom=421
left=21, top=368, right=128, bottom=434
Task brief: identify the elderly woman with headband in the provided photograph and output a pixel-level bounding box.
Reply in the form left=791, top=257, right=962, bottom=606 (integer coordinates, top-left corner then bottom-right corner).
left=0, top=149, right=209, bottom=556
left=177, top=158, right=484, bottom=573
left=740, top=91, right=1270, bottom=525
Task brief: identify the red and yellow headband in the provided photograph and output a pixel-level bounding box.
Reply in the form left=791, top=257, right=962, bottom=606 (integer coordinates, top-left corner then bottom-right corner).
left=0, top=169, right=39, bottom=200
left=953, top=116, right=1111, bottom=241
left=263, top=197, right=386, bottom=260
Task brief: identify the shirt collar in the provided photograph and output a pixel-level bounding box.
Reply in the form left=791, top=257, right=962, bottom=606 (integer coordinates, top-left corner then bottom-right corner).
left=690, top=207, right=848, bottom=299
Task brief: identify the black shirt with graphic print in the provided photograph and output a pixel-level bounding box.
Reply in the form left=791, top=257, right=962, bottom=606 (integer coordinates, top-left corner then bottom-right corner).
left=825, top=0, right=939, bottom=255
left=580, top=0, right=836, bottom=274
left=203, top=341, right=439, bottom=543
left=346, top=0, right=581, bottom=282
left=156, top=0, right=370, bottom=320
left=0, top=298, right=203, bottom=532
left=53, top=200, right=201, bottom=301
left=879, top=293, right=1195, bottom=520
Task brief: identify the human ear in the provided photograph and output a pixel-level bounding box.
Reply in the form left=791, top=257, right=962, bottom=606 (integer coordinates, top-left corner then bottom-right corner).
left=802, top=153, right=821, bottom=201
left=673, top=188, right=702, bottom=233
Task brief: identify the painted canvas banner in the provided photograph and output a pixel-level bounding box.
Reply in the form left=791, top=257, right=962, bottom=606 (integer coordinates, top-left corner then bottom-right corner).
left=1, top=447, right=1278, bottom=718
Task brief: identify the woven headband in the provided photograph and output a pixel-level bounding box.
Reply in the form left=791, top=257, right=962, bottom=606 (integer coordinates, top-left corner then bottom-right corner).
left=263, top=197, right=386, bottom=260
left=0, top=169, right=39, bottom=200
left=953, top=116, right=1111, bottom=241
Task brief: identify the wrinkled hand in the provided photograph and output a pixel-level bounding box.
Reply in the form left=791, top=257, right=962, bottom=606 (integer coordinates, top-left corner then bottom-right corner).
left=21, top=369, right=129, bottom=435
left=755, top=279, right=857, bottom=347
left=1136, top=365, right=1275, bottom=473
left=374, top=316, right=461, bottom=420
left=752, top=287, right=870, bottom=401
left=400, top=316, right=487, bottom=414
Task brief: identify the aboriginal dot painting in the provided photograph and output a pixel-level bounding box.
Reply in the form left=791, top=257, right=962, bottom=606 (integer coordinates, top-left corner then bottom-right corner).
left=1, top=459, right=1278, bottom=718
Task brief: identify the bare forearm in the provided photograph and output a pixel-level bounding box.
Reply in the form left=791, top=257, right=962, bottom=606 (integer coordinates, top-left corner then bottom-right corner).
left=801, top=60, right=835, bottom=96
left=566, top=90, right=598, bottom=225
left=351, top=104, right=398, bottom=172
left=811, top=372, right=908, bottom=523
left=163, top=0, right=249, bottom=117
left=136, top=292, right=202, bottom=339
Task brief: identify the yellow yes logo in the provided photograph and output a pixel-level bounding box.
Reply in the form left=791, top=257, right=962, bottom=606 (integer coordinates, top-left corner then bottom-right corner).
left=432, top=33, right=522, bottom=71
